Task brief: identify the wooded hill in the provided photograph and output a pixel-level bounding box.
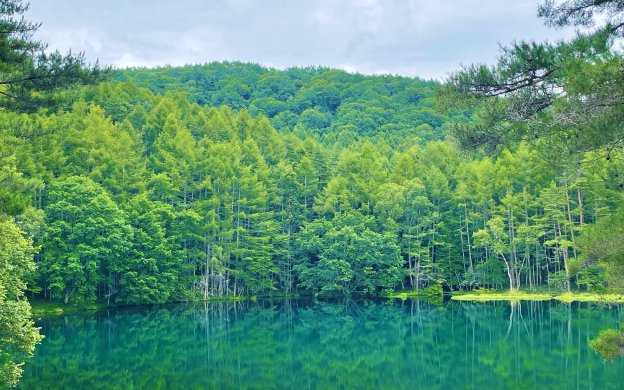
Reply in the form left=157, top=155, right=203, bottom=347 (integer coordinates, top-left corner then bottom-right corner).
left=3, top=62, right=622, bottom=305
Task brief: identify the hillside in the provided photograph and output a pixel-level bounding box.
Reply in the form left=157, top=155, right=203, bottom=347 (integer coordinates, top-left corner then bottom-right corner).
left=2, top=61, right=621, bottom=305
left=118, top=62, right=458, bottom=142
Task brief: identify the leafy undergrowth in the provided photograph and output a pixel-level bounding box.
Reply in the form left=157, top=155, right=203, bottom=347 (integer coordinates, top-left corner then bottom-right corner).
left=384, top=284, right=444, bottom=303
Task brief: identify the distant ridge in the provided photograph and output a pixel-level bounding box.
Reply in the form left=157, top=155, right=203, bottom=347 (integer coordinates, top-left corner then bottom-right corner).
left=118, top=62, right=457, bottom=141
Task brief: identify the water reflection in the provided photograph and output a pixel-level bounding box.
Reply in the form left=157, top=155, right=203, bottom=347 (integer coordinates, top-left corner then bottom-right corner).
left=19, top=299, right=624, bottom=389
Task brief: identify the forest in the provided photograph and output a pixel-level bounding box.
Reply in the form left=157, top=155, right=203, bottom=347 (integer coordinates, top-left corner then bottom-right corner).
left=2, top=64, right=620, bottom=304
left=2, top=0, right=624, bottom=385
left=3, top=3, right=624, bottom=304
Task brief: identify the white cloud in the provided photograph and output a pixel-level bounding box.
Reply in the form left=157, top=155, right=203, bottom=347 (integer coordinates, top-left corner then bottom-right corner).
left=27, top=0, right=576, bottom=79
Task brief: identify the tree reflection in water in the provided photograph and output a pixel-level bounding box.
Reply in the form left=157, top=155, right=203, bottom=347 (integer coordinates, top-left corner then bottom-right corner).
left=18, top=299, right=624, bottom=389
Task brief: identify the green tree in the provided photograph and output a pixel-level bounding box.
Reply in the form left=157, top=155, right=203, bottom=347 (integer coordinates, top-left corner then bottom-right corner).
left=42, top=176, right=132, bottom=303
left=0, top=0, right=108, bottom=112
left=577, top=207, right=624, bottom=290
left=0, top=219, right=42, bottom=389
left=63, top=104, right=146, bottom=199
left=119, top=195, right=179, bottom=304
left=0, top=154, right=32, bottom=215
left=294, top=213, right=402, bottom=295
left=443, top=1, right=624, bottom=155
left=473, top=216, right=519, bottom=291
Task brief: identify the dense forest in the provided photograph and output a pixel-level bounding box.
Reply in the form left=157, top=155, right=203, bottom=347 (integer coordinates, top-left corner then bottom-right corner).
left=2, top=60, right=622, bottom=303
left=0, top=0, right=624, bottom=385
left=118, top=62, right=451, bottom=142
left=3, top=0, right=624, bottom=384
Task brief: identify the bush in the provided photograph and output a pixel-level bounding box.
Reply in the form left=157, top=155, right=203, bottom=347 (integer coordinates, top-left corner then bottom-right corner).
left=590, top=324, right=624, bottom=361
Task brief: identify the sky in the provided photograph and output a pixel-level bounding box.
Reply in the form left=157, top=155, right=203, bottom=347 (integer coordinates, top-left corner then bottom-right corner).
left=26, top=0, right=576, bottom=80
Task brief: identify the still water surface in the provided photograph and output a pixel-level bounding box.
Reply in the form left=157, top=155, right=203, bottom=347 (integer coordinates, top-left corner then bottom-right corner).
left=19, top=299, right=624, bottom=389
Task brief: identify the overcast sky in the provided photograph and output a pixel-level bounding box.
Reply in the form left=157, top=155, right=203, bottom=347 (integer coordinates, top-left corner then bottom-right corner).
left=27, top=0, right=575, bottom=80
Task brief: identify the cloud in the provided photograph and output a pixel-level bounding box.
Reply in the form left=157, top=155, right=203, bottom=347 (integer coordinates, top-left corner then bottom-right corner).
left=27, top=0, right=575, bottom=79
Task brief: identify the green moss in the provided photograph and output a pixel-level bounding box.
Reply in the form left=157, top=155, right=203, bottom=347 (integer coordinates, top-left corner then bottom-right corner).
left=451, top=290, right=552, bottom=301
left=450, top=290, right=624, bottom=303
left=554, top=292, right=624, bottom=303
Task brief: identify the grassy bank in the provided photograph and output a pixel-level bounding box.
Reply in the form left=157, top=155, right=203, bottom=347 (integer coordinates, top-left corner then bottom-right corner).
left=30, top=300, right=108, bottom=317
left=383, top=284, right=444, bottom=302
left=31, top=289, right=621, bottom=317
left=451, top=290, right=624, bottom=303
left=29, top=295, right=249, bottom=317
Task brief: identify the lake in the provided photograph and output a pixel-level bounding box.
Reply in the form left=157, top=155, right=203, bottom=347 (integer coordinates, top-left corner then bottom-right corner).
left=18, top=299, right=624, bottom=389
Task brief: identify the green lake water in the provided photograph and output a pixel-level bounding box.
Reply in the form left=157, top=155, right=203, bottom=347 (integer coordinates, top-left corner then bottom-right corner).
left=18, top=299, right=624, bottom=389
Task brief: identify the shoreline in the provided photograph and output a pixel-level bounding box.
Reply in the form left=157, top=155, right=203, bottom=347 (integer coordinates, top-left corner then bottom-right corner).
left=30, top=290, right=624, bottom=317
left=451, top=291, right=624, bottom=303
left=29, top=296, right=249, bottom=316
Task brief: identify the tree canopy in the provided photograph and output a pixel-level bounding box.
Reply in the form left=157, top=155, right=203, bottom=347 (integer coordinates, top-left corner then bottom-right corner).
left=0, top=1, right=111, bottom=387
left=5, top=1, right=624, bottom=385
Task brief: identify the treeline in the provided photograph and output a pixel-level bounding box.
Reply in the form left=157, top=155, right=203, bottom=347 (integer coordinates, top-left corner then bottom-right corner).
left=118, top=62, right=456, bottom=142
left=3, top=74, right=623, bottom=305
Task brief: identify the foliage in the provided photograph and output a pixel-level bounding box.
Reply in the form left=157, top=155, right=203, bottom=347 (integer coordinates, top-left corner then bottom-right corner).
left=0, top=72, right=619, bottom=305
left=0, top=219, right=42, bottom=389
left=0, top=2, right=112, bottom=386
left=118, top=63, right=451, bottom=143
left=442, top=0, right=624, bottom=156
left=0, top=70, right=618, bottom=305
left=0, top=0, right=109, bottom=112
left=3, top=5, right=624, bottom=310
left=576, top=207, right=624, bottom=289
left=539, top=0, right=624, bottom=37
left=4, top=1, right=624, bottom=385
left=42, top=176, right=133, bottom=304
left=5, top=3, right=624, bottom=387
left=590, top=324, right=624, bottom=361
left=438, top=0, right=624, bottom=294
left=294, top=212, right=402, bottom=295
